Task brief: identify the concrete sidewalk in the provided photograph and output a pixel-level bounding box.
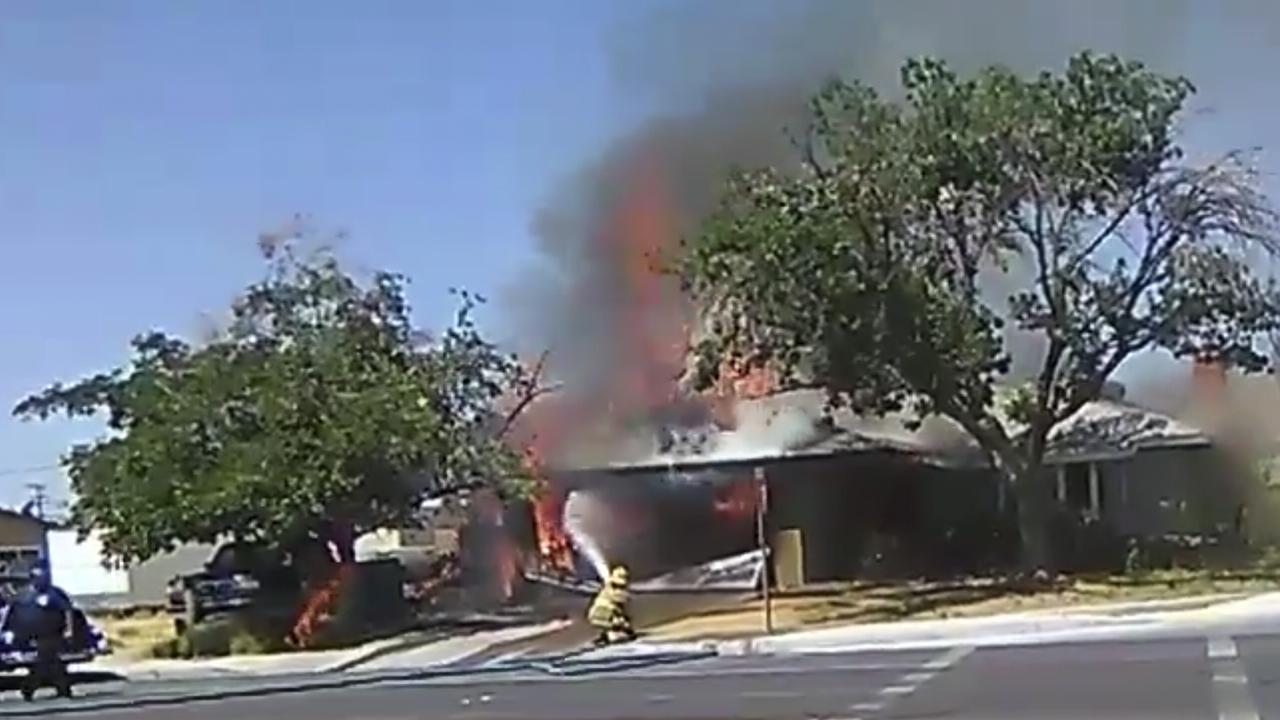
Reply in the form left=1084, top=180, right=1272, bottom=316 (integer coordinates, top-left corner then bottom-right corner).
left=743, top=591, right=1280, bottom=654
left=763, top=591, right=1280, bottom=652
left=575, top=590, right=1280, bottom=661
left=92, top=592, right=1280, bottom=679
left=346, top=622, right=571, bottom=672
left=97, top=621, right=568, bottom=681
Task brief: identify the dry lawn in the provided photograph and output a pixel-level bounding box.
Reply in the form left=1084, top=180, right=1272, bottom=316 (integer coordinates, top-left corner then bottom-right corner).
left=643, top=569, right=1280, bottom=641
left=91, top=610, right=177, bottom=659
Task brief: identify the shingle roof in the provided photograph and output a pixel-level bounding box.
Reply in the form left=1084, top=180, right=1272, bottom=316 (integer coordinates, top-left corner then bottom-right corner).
left=560, top=387, right=1209, bottom=473
left=1043, top=397, right=1209, bottom=461
left=0, top=508, right=51, bottom=529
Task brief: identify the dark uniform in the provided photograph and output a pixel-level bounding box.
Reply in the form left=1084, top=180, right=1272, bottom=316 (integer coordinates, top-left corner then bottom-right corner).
left=10, top=566, right=74, bottom=700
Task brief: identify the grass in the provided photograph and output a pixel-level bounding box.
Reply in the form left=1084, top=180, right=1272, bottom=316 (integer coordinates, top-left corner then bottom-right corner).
left=148, top=615, right=292, bottom=659
left=642, top=567, right=1280, bottom=641
left=104, top=602, right=411, bottom=660
left=94, top=610, right=291, bottom=660
left=90, top=610, right=177, bottom=659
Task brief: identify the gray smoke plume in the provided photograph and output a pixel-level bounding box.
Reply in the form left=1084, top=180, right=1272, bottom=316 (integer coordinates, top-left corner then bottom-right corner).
left=505, top=0, right=1280, bottom=463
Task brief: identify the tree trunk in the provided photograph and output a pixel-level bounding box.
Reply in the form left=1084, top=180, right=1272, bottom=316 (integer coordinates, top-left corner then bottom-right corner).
left=316, top=520, right=356, bottom=565
left=1010, top=462, right=1055, bottom=575
left=949, top=411, right=1056, bottom=577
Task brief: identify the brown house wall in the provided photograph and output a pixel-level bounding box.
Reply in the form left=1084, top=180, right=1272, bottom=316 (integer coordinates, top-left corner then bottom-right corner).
left=1088, top=447, right=1234, bottom=536
left=0, top=514, right=45, bottom=549
left=559, top=443, right=1242, bottom=586
left=765, top=455, right=1012, bottom=582
left=765, top=446, right=1240, bottom=582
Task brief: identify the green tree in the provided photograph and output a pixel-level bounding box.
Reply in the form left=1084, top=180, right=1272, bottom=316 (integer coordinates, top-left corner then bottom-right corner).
left=681, top=52, right=1280, bottom=570
left=15, top=239, right=535, bottom=566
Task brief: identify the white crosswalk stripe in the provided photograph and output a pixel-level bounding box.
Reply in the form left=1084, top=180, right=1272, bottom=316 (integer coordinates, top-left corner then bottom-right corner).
left=869, top=644, right=973, bottom=716
left=1208, top=636, right=1260, bottom=720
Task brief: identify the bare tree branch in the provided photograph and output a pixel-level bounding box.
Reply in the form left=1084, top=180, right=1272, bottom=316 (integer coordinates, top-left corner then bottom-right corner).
left=494, top=350, right=562, bottom=440
left=1073, top=184, right=1158, bottom=267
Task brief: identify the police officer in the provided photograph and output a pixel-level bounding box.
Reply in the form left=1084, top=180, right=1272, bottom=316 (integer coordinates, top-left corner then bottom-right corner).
left=12, top=563, right=74, bottom=701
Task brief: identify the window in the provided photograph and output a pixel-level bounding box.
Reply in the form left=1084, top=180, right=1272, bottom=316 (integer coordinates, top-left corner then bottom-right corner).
left=1064, top=463, right=1091, bottom=512
left=1058, top=462, right=1104, bottom=519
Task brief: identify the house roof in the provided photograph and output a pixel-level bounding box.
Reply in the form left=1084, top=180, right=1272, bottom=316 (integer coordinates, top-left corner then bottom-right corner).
left=811, top=391, right=1208, bottom=465
left=560, top=387, right=1210, bottom=473
left=0, top=508, right=50, bottom=528
left=1043, top=398, right=1210, bottom=461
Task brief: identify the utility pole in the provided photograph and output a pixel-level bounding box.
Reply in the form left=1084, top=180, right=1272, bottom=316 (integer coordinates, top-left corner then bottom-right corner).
left=24, top=483, right=46, bottom=519
left=754, top=466, right=773, bottom=634
left=24, top=483, right=50, bottom=571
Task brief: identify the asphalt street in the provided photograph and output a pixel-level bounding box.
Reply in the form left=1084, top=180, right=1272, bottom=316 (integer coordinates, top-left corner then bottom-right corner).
left=7, top=634, right=1280, bottom=719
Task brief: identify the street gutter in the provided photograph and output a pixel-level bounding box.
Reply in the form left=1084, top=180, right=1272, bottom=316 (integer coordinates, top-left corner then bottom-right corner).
left=0, top=647, right=713, bottom=717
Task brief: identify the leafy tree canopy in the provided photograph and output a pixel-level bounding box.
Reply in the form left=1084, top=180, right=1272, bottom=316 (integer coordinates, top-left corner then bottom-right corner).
left=681, top=52, right=1280, bottom=567
left=15, top=239, right=534, bottom=566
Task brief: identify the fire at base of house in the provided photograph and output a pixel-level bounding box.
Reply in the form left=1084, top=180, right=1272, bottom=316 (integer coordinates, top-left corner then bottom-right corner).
left=502, top=363, right=1274, bottom=593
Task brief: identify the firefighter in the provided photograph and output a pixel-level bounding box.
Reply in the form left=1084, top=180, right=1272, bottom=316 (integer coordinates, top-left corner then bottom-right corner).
left=587, top=565, right=636, bottom=646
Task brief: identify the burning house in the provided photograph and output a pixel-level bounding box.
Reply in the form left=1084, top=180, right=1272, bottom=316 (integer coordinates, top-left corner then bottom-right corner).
left=511, top=372, right=1259, bottom=591
left=496, top=97, right=1262, bottom=594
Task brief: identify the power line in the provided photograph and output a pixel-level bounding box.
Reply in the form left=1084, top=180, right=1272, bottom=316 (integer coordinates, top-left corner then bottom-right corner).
left=0, top=464, right=61, bottom=478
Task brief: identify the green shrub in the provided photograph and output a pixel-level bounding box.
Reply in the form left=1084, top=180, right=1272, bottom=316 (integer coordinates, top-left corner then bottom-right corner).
left=228, top=628, right=275, bottom=655
left=149, top=615, right=287, bottom=658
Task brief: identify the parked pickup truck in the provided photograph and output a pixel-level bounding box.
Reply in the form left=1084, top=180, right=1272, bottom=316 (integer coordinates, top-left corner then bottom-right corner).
left=166, top=542, right=300, bottom=634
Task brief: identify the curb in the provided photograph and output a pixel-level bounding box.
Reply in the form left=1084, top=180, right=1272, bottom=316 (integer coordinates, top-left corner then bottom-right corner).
left=1017, top=592, right=1247, bottom=618
left=694, top=592, right=1262, bottom=657
left=318, top=632, right=445, bottom=673
left=520, top=651, right=715, bottom=677
left=0, top=645, right=709, bottom=716
left=329, top=621, right=573, bottom=673
left=735, top=615, right=1173, bottom=656
left=496, top=649, right=715, bottom=677
left=0, top=665, right=482, bottom=718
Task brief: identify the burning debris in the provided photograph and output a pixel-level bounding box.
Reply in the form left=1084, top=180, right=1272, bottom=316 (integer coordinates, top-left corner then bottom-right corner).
left=523, top=446, right=575, bottom=576
left=289, top=564, right=354, bottom=649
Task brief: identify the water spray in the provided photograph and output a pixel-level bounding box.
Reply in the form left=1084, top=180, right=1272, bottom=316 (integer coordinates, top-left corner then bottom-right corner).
left=563, top=491, right=610, bottom=582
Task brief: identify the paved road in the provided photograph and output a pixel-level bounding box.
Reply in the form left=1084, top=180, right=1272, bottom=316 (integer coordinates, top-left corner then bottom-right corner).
left=8, top=633, right=1280, bottom=718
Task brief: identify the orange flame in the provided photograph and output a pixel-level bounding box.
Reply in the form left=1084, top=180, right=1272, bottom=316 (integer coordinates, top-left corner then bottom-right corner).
left=523, top=444, right=575, bottom=575
left=496, top=535, right=521, bottom=600
left=290, top=563, right=355, bottom=648
left=713, top=477, right=760, bottom=519
left=506, top=154, right=781, bottom=579
left=717, top=360, right=777, bottom=400
left=610, top=155, right=691, bottom=416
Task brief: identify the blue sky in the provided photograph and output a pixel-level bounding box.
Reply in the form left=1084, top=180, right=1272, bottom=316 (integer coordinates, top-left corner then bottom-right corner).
left=3, top=1, right=1280, bottom=509
left=0, top=1, right=666, bottom=506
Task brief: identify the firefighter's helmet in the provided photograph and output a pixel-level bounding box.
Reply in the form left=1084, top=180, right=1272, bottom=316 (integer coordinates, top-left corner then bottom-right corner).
left=608, top=565, right=629, bottom=587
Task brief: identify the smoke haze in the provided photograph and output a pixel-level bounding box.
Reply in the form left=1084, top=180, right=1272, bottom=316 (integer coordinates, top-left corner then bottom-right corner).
left=504, top=0, right=1280, bottom=459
